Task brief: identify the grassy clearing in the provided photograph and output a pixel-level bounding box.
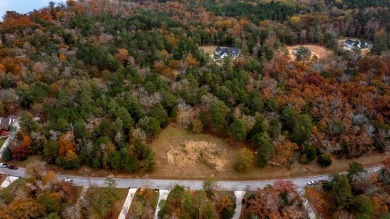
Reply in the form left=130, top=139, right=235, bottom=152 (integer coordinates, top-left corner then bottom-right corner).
left=199, top=46, right=218, bottom=56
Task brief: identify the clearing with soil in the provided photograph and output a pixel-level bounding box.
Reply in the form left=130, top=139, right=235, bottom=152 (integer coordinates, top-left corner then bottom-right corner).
left=149, top=125, right=238, bottom=178
left=167, top=140, right=230, bottom=171
left=287, top=44, right=332, bottom=61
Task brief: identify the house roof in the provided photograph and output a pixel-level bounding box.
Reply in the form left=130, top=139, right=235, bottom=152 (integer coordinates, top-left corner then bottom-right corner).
left=228, top=47, right=239, bottom=55
left=215, top=47, right=223, bottom=53
left=8, top=115, right=17, bottom=120
left=215, top=47, right=240, bottom=56
left=353, top=41, right=360, bottom=47
left=345, top=39, right=355, bottom=44
left=0, top=115, right=17, bottom=130
left=0, top=118, right=10, bottom=130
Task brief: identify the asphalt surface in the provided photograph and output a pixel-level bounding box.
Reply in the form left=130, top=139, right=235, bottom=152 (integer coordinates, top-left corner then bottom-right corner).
left=0, top=166, right=382, bottom=191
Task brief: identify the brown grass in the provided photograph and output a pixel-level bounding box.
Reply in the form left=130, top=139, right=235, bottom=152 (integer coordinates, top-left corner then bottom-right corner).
left=0, top=174, right=7, bottom=185
left=286, top=44, right=332, bottom=61
left=199, top=46, right=218, bottom=56
left=9, top=155, right=42, bottom=167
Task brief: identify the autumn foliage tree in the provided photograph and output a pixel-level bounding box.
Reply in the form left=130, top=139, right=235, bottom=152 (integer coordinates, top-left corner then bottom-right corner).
left=11, top=134, right=31, bottom=160
left=244, top=180, right=306, bottom=218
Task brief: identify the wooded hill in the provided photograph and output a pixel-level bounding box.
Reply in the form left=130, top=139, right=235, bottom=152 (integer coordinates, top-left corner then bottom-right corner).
left=0, top=0, right=388, bottom=174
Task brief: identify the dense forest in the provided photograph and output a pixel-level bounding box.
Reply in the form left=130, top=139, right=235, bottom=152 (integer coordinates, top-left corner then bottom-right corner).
left=0, top=0, right=389, bottom=174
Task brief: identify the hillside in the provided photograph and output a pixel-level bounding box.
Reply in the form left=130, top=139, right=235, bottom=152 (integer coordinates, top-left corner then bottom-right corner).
left=0, top=0, right=389, bottom=218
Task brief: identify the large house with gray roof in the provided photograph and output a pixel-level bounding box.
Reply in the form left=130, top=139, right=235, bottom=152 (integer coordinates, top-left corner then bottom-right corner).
left=343, top=39, right=369, bottom=51
left=214, top=47, right=240, bottom=59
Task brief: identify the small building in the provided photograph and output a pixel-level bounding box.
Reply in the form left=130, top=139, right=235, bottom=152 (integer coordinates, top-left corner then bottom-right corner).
left=0, top=115, right=17, bottom=130
left=214, top=47, right=240, bottom=59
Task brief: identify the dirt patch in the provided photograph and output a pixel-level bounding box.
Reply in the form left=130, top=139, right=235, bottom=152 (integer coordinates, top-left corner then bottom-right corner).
left=149, top=125, right=238, bottom=178
left=287, top=44, right=332, bottom=61
left=167, top=140, right=230, bottom=171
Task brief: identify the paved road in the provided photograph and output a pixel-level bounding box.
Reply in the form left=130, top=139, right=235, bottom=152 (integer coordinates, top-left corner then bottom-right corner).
left=0, top=166, right=382, bottom=191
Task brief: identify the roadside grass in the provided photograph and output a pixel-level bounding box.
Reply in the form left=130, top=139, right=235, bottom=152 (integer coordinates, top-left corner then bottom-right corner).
left=0, top=138, right=6, bottom=147
left=68, top=186, right=84, bottom=206
left=0, top=174, right=7, bottom=184
left=113, top=188, right=129, bottom=218
left=84, top=187, right=128, bottom=219
left=9, top=155, right=43, bottom=168
left=128, top=188, right=160, bottom=218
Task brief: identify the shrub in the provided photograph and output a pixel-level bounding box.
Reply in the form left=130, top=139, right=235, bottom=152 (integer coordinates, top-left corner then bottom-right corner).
left=317, top=154, right=332, bottom=168
left=234, top=148, right=254, bottom=173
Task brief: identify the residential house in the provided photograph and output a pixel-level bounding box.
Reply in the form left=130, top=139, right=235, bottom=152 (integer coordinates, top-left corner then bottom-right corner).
left=0, top=115, right=17, bottom=130
left=214, top=47, right=240, bottom=59
left=343, top=39, right=369, bottom=51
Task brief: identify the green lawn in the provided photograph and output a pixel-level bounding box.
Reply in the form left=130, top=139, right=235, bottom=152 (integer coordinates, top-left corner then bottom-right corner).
left=0, top=138, right=6, bottom=147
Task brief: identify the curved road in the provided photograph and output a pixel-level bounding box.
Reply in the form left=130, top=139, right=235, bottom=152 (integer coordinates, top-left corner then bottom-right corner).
left=0, top=165, right=382, bottom=191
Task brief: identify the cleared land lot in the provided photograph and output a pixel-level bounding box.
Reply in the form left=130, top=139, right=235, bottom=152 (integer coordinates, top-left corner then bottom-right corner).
left=148, top=125, right=385, bottom=180
left=149, top=124, right=238, bottom=179
left=287, top=44, right=332, bottom=61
